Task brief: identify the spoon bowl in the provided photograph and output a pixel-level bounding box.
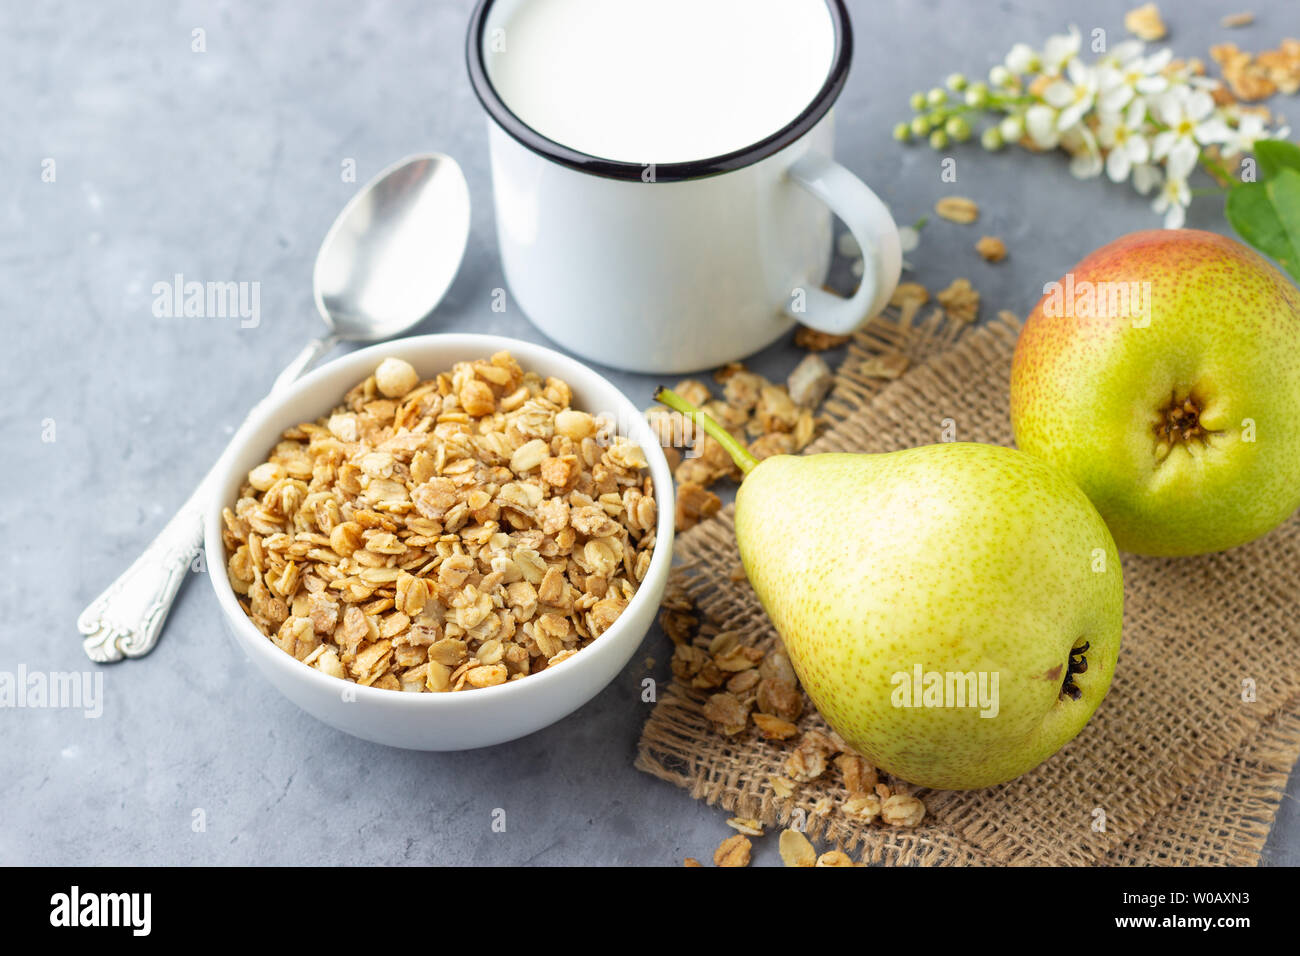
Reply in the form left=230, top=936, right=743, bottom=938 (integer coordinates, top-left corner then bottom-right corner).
left=314, top=153, right=471, bottom=341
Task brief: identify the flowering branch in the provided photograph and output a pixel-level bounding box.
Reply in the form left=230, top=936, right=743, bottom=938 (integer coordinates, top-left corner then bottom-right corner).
left=896, top=24, right=1299, bottom=273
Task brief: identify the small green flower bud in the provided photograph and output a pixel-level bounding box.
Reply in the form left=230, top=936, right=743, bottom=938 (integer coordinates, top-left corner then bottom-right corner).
left=893, top=121, right=912, bottom=142
left=964, top=82, right=990, bottom=108
left=929, top=129, right=949, bottom=150
left=988, top=65, right=1014, bottom=88
left=926, top=87, right=948, bottom=107
left=909, top=91, right=927, bottom=111
left=910, top=115, right=931, bottom=137
left=999, top=114, right=1025, bottom=141
left=946, top=72, right=968, bottom=92
left=980, top=126, right=1005, bottom=151
left=945, top=116, right=972, bottom=142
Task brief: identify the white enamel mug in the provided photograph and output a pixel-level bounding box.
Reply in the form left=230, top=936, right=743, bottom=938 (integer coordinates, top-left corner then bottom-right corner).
left=467, top=0, right=901, bottom=374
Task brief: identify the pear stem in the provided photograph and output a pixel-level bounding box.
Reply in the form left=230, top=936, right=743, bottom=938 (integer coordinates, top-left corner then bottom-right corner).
left=654, top=387, right=760, bottom=477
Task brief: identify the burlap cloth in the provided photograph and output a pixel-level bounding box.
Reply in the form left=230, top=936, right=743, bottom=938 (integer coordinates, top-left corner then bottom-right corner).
left=636, top=308, right=1300, bottom=866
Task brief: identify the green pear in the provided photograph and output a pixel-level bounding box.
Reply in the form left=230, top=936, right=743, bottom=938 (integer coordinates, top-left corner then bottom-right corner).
left=1011, top=229, right=1300, bottom=556
left=657, top=390, right=1123, bottom=791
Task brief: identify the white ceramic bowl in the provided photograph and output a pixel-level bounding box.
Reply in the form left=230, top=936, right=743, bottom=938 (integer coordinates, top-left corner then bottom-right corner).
left=204, top=334, right=675, bottom=750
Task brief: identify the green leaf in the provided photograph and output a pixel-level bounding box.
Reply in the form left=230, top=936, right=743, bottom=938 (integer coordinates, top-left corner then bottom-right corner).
left=1225, top=167, right=1300, bottom=281
left=1253, top=140, right=1300, bottom=182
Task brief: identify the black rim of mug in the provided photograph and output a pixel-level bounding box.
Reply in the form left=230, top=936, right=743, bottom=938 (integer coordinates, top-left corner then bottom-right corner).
left=465, top=0, right=853, bottom=183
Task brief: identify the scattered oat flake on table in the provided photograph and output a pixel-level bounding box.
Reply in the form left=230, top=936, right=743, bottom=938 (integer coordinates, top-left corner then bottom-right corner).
left=834, top=753, right=879, bottom=794
left=1220, top=12, right=1254, bottom=28
left=660, top=581, right=694, bottom=613
left=859, top=351, right=910, bottom=380
left=726, top=816, right=765, bottom=837
left=889, top=281, right=929, bottom=307
left=650, top=359, right=838, bottom=531
left=934, top=196, right=979, bottom=224
left=1209, top=41, right=1297, bottom=100
left=671, top=378, right=711, bottom=407
left=1258, top=39, right=1300, bottom=95
left=793, top=326, right=851, bottom=351
left=712, top=361, right=745, bottom=382
left=1210, top=43, right=1273, bottom=100
left=975, top=236, right=1007, bottom=263
left=753, top=712, right=799, bottom=740
left=778, top=829, right=818, bottom=867
left=702, top=691, right=751, bottom=735
left=937, top=278, right=981, bottom=323
left=683, top=857, right=703, bottom=867
left=785, top=730, right=834, bottom=782
left=659, top=607, right=697, bottom=645
left=726, top=668, right=760, bottom=695
left=881, top=793, right=927, bottom=828
left=674, top=481, right=721, bottom=532
left=787, top=353, right=834, bottom=408
left=792, top=409, right=818, bottom=451
left=714, top=834, right=752, bottom=867
left=816, top=850, right=857, bottom=867
left=757, top=676, right=803, bottom=722
left=842, top=792, right=883, bottom=822
left=1124, top=3, right=1166, bottom=41
left=768, top=775, right=796, bottom=799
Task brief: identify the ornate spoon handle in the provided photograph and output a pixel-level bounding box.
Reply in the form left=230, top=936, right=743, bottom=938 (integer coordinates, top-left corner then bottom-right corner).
left=78, top=474, right=215, bottom=662
left=78, top=334, right=337, bottom=663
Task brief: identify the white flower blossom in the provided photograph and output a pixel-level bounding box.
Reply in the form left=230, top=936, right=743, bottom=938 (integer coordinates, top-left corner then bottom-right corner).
left=1151, top=138, right=1197, bottom=228
left=1025, top=104, right=1062, bottom=149
left=1005, top=42, right=1041, bottom=75
left=1164, top=58, right=1222, bottom=92
left=1040, top=26, right=1081, bottom=77
left=1097, top=99, right=1152, bottom=182
left=1131, top=163, right=1162, bottom=196
left=1215, top=109, right=1290, bottom=157
left=1062, top=125, right=1104, bottom=179
left=1151, top=87, right=1221, bottom=179
left=1152, top=171, right=1191, bottom=228
left=1095, top=40, right=1146, bottom=71
left=1096, top=47, right=1172, bottom=114
left=1166, top=136, right=1198, bottom=182
left=1043, top=58, right=1099, bottom=131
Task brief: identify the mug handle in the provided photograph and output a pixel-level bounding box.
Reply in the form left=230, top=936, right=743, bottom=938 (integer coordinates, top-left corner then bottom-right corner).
left=785, top=152, right=902, bottom=335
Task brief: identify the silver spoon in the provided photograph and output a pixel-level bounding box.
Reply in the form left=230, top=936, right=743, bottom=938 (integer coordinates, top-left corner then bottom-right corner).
left=79, top=153, right=472, bottom=662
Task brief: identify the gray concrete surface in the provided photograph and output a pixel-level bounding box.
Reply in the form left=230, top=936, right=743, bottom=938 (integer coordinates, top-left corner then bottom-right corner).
left=2, top=0, right=1297, bottom=866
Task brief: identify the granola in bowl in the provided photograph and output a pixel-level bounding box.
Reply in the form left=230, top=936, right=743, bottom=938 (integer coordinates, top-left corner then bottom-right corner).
left=220, top=351, right=658, bottom=693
